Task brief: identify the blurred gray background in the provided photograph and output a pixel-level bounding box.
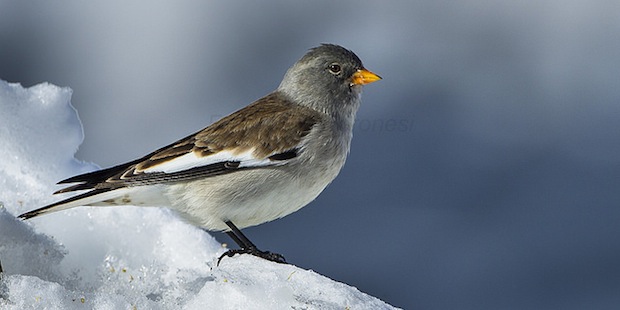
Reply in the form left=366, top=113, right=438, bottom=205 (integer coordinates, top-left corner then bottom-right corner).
left=2, top=1, right=620, bottom=308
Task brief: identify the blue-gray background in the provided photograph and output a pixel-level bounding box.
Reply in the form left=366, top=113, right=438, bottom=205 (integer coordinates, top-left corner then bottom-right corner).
left=2, top=1, right=619, bottom=309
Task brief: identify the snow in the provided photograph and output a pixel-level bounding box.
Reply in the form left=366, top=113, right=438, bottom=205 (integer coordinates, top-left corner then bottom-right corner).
left=0, top=80, right=396, bottom=310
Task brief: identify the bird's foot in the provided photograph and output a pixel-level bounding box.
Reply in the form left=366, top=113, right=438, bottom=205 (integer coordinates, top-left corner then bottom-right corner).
left=218, top=247, right=287, bottom=265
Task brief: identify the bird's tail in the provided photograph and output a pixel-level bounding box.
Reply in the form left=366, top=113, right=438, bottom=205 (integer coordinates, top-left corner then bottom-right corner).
left=18, top=187, right=133, bottom=220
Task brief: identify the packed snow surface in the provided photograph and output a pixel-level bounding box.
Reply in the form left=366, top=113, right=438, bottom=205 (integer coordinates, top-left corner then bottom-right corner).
left=0, top=80, right=396, bottom=309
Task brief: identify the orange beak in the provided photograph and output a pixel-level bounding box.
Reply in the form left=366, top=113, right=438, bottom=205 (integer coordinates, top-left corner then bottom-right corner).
left=351, top=68, right=382, bottom=86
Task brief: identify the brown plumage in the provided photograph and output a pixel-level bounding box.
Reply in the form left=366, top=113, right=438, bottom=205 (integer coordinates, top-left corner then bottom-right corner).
left=137, top=92, right=320, bottom=171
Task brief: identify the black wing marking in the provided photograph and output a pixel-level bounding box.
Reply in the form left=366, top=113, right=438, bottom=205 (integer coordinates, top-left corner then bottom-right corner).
left=117, top=161, right=246, bottom=186
left=53, top=130, right=200, bottom=194
left=268, top=148, right=299, bottom=161
left=58, top=160, right=247, bottom=192
left=54, top=159, right=143, bottom=193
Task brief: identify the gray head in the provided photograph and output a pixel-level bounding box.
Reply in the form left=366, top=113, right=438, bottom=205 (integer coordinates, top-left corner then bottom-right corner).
left=278, top=44, right=381, bottom=118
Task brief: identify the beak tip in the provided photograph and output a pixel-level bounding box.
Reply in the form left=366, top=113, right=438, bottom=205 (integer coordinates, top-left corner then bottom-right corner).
left=352, top=68, right=382, bottom=85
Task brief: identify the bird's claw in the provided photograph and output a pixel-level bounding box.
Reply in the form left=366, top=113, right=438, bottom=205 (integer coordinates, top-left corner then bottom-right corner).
left=217, top=247, right=287, bottom=266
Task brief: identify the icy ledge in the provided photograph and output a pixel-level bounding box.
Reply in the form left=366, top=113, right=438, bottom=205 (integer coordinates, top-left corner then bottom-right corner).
left=0, top=80, right=396, bottom=309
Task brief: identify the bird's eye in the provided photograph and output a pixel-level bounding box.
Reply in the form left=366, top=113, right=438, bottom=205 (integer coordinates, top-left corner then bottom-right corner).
left=328, top=63, right=342, bottom=74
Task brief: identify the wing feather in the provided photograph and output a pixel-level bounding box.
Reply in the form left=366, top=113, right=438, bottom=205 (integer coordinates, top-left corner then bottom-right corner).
left=51, top=92, right=320, bottom=194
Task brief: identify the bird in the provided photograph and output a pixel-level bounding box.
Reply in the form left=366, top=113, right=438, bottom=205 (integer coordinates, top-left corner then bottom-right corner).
left=18, top=44, right=381, bottom=264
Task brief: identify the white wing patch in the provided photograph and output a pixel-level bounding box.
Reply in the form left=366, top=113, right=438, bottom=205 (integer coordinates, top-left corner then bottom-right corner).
left=141, top=149, right=275, bottom=174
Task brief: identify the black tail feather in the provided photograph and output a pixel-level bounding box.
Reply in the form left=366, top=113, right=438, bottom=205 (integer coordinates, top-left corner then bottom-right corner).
left=18, top=188, right=113, bottom=220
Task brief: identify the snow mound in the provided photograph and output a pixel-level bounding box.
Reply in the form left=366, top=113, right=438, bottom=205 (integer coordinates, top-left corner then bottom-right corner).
left=0, top=80, right=396, bottom=309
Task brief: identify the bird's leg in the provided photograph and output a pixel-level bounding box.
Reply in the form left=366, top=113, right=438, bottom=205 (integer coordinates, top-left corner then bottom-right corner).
left=226, top=221, right=257, bottom=249
left=225, top=231, right=248, bottom=249
left=217, top=220, right=287, bottom=265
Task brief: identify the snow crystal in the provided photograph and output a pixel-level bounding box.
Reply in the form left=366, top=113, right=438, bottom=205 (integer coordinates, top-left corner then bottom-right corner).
left=0, top=80, right=396, bottom=309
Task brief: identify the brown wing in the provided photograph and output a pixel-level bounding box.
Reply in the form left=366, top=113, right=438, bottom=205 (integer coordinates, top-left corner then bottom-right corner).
left=55, top=91, right=320, bottom=193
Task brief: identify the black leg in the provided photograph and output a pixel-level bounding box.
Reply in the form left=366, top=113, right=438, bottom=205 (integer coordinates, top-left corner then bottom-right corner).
left=225, top=221, right=257, bottom=249
left=226, top=231, right=247, bottom=249
left=218, top=221, right=287, bottom=265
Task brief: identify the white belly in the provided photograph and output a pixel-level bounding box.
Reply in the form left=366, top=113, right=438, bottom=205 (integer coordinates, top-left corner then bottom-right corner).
left=163, top=165, right=338, bottom=231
